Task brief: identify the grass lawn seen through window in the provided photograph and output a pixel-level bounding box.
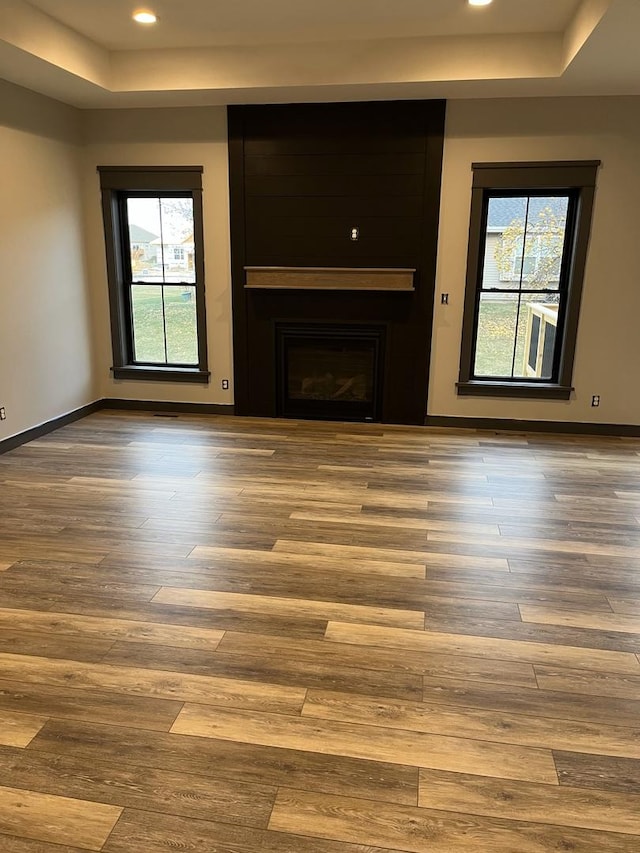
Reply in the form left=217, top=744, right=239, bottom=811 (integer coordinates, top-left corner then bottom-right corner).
left=131, top=284, right=198, bottom=365
left=474, top=299, right=531, bottom=378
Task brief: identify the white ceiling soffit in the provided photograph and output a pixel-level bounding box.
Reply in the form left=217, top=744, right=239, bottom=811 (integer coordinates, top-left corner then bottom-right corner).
left=25, top=0, right=586, bottom=50
left=0, top=0, right=636, bottom=108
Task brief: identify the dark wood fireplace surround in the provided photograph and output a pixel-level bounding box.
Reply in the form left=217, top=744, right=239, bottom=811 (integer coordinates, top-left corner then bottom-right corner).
left=228, top=100, right=446, bottom=425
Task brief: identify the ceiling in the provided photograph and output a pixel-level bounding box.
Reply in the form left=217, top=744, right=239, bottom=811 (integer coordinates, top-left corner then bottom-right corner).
left=0, top=0, right=638, bottom=108
left=27, top=0, right=582, bottom=49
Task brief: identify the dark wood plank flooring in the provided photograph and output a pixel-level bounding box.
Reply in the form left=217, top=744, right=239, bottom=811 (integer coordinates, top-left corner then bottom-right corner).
left=0, top=411, right=639, bottom=851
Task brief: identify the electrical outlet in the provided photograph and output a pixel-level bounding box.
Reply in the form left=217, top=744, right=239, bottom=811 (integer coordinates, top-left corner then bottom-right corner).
left=221, top=379, right=229, bottom=390
left=591, top=395, right=600, bottom=407
left=0, top=407, right=5, bottom=421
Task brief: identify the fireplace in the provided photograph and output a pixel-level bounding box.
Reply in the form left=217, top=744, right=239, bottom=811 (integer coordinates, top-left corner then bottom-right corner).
left=229, top=101, right=446, bottom=424
left=276, top=324, right=384, bottom=421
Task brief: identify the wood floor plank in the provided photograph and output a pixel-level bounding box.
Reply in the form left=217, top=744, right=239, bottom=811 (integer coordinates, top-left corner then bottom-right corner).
left=103, top=808, right=408, bottom=853
left=189, top=545, right=426, bottom=578
left=302, top=689, right=640, bottom=759
left=414, top=612, right=640, bottom=654
left=47, top=595, right=330, bottom=640
left=217, top=630, right=538, bottom=687
left=521, top=603, right=640, bottom=634
left=427, top=565, right=616, bottom=600
left=420, top=674, right=640, bottom=729
left=0, top=746, right=276, bottom=828
left=502, top=561, right=640, bottom=594
left=0, top=653, right=305, bottom=715
left=268, top=788, right=640, bottom=853
left=609, top=597, right=640, bottom=614
left=534, top=664, right=640, bottom=700
left=154, top=579, right=521, bottom=622
left=163, top=515, right=423, bottom=552
left=418, top=769, right=640, bottom=834
left=0, top=546, right=107, bottom=567
left=170, top=703, right=558, bottom=783
left=29, top=719, right=418, bottom=806
left=0, top=711, right=48, bottom=748
left=60, top=560, right=519, bottom=617
left=0, top=573, right=161, bottom=603
left=317, top=463, right=489, bottom=482
left=0, top=784, right=122, bottom=851
left=0, top=834, right=88, bottom=852
left=0, top=606, right=225, bottom=651
left=358, top=487, right=495, bottom=509
left=0, top=628, right=114, bottom=663
left=260, top=488, right=490, bottom=509
left=103, top=640, right=424, bottom=700
left=273, top=538, right=509, bottom=571
left=221, top=546, right=612, bottom=604
left=289, top=510, right=501, bottom=536
left=554, top=751, right=640, bottom=794
left=0, top=678, right=182, bottom=731
left=324, top=621, right=640, bottom=673
left=152, top=587, right=425, bottom=629
left=428, top=529, right=640, bottom=559
left=102, top=555, right=592, bottom=614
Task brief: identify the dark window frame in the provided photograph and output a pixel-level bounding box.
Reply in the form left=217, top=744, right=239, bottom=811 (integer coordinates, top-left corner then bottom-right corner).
left=457, top=161, right=600, bottom=399
left=98, top=166, right=210, bottom=383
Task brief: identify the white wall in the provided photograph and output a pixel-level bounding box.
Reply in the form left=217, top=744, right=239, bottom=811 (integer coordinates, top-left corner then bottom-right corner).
left=4, top=88, right=638, bottom=441
left=73, top=96, right=640, bottom=427
left=81, top=107, right=233, bottom=406
left=431, top=95, right=640, bottom=425
left=0, top=80, right=94, bottom=442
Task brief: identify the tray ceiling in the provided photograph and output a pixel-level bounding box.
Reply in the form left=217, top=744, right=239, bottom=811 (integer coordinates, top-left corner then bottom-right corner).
left=0, top=0, right=637, bottom=107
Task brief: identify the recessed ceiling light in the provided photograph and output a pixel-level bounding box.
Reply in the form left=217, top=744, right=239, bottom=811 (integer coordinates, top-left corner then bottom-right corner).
left=468, top=0, right=493, bottom=6
left=133, top=10, right=157, bottom=24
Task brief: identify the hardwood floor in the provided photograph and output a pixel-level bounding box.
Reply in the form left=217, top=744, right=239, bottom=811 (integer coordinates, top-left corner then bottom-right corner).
left=0, top=411, right=639, bottom=851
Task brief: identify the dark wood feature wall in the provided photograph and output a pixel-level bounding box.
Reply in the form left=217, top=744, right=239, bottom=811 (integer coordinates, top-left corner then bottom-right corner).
left=228, top=100, right=446, bottom=424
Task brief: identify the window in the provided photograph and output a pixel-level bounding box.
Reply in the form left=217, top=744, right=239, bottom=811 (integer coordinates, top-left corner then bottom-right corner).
left=98, top=166, right=209, bottom=383
left=458, top=161, right=599, bottom=399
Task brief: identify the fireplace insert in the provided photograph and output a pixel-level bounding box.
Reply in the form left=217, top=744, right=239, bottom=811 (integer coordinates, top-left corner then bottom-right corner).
left=276, top=323, right=385, bottom=421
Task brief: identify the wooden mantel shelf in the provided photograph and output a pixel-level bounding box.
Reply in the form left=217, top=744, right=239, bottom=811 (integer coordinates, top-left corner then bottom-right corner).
left=244, top=266, right=415, bottom=291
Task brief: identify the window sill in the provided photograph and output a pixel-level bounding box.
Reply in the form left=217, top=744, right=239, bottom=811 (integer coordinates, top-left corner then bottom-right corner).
left=456, top=381, right=573, bottom=400
left=112, top=366, right=211, bottom=384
